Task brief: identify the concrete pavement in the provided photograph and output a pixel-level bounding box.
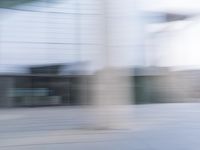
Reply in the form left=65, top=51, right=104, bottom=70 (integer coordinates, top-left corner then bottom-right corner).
left=0, top=104, right=200, bottom=150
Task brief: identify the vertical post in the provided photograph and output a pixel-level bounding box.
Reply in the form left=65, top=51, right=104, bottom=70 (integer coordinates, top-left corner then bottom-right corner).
left=90, top=0, right=139, bottom=129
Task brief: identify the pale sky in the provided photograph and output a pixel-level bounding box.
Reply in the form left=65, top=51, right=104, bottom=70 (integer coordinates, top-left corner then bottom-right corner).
left=140, top=0, right=200, bottom=69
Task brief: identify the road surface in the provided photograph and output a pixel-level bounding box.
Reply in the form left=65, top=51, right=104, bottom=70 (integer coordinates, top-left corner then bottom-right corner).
left=0, top=103, right=200, bottom=150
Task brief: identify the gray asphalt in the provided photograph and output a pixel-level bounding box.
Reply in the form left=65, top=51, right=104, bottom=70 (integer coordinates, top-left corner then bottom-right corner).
left=0, top=103, right=200, bottom=150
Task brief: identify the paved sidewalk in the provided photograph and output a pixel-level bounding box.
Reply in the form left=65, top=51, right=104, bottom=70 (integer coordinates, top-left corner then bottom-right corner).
left=0, top=104, right=200, bottom=150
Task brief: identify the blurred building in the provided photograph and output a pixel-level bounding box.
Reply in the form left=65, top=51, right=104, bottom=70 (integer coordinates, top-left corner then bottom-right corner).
left=1, top=65, right=200, bottom=107
left=134, top=67, right=200, bottom=104
left=1, top=0, right=200, bottom=108
left=0, top=0, right=102, bottom=107
left=0, top=62, right=92, bottom=107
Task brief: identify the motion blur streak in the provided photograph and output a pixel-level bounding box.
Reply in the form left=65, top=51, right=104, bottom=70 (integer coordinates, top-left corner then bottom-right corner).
left=1, top=0, right=200, bottom=150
